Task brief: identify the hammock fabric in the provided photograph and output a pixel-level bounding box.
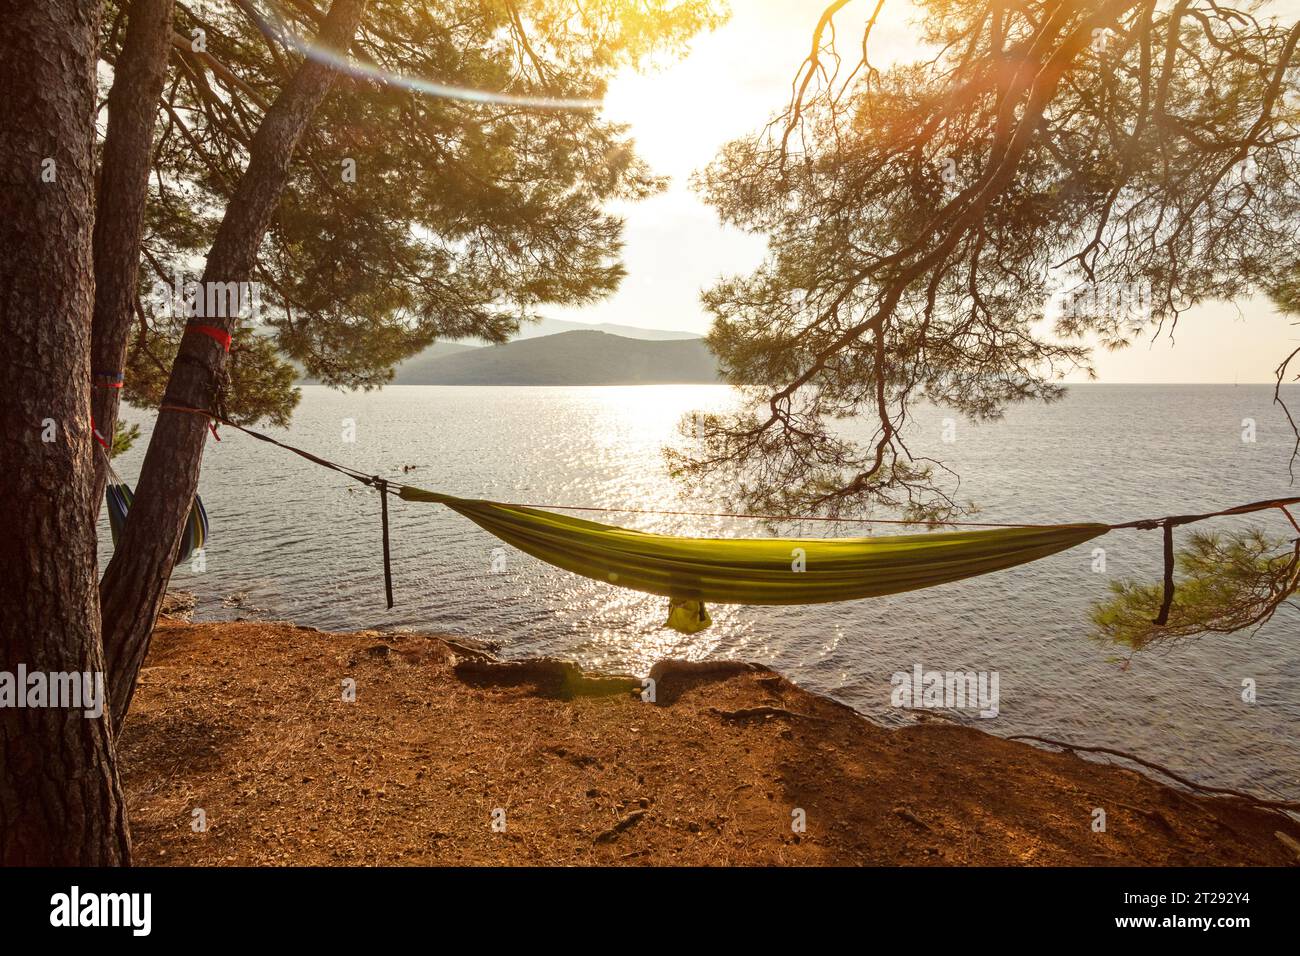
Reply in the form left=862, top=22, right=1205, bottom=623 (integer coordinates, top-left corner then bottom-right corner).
left=106, top=482, right=209, bottom=567
left=153, top=404, right=1300, bottom=636
left=399, top=487, right=1108, bottom=633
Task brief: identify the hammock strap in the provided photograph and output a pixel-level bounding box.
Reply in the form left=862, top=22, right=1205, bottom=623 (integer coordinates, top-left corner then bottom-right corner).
left=377, top=477, right=394, bottom=610
left=91, top=372, right=125, bottom=449
left=149, top=404, right=1300, bottom=624
left=154, top=404, right=1300, bottom=531
left=1154, top=520, right=1176, bottom=626
left=90, top=418, right=109, bottom=449
left=159, top=404, right=377, bottom=486
left=161, top=404, right=398, bottom=606
left=185, top=322, right=232, bottom=352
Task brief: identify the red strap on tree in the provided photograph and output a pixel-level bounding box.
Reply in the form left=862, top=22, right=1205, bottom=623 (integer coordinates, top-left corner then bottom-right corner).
left=90, top=416, right=109, bottom=449
left=186, top=323, right=232, bottom=352
left=181, top=325, right=230, bottom=439
left=160, top=403, right=223, bottom=440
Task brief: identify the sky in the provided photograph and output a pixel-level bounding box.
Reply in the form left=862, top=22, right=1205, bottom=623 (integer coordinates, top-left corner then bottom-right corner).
left=552, top=0, right=1300, bottom=384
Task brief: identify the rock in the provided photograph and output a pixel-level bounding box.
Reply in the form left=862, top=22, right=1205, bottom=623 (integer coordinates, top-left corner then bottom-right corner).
left=160, top=590, right=196, bottom=621
left=454, top=657, right=640, bottom=699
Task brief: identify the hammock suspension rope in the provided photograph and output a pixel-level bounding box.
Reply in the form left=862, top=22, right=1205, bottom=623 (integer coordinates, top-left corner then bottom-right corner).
left=148, top=404, right=1300, bottom=633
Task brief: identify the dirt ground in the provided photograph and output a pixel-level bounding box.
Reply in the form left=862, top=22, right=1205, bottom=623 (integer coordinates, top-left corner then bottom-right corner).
left=117, top=619, right=1300, bottom=866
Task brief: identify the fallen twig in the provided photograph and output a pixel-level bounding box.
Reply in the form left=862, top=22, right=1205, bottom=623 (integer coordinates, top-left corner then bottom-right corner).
left=709, top=705, right=825, bottom=723
left=594, top=810, right=646, bottom=843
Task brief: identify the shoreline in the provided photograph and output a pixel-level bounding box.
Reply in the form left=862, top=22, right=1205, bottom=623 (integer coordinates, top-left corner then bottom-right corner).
left=119, top=616, right=1300, bottom=865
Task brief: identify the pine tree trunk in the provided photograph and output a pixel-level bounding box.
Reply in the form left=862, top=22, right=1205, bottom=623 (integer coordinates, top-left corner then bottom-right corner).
left=0, top=0, right=133, bottom=866
left=100, top=0, right=369, bottom=727
left=91, top=0, right=176, bottom=500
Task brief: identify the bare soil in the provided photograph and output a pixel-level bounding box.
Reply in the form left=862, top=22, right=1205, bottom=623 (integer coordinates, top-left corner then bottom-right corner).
left=117, top=619, right=1300, bottom=866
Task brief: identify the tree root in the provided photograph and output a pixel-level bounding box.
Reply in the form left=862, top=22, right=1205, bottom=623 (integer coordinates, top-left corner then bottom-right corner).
left=1007, top=734, right=1300, bottom=814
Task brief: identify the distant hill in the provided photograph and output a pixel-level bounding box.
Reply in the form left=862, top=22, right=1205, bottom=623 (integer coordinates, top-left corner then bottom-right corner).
left=389, top=340, right=480, bottom=381
left=390, top=330, right=720, bottom=385
left=511, top=318, right=701, bottom=341
left=296, top=341, right=479, bottom=386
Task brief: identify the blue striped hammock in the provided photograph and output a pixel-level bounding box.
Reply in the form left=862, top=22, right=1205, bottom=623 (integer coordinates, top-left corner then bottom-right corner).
left=105, top=480, right=209, bottom=565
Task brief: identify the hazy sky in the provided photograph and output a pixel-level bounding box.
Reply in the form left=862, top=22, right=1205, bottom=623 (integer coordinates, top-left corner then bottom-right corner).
left=553, top=0, right=1300, bottom=383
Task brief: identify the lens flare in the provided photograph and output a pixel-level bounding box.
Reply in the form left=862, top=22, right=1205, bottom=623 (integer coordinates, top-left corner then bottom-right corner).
left=262, top=0, right=603, bottom=110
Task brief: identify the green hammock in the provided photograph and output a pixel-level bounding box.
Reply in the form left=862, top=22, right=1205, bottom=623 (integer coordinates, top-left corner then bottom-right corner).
left=400, top=487, right=1108, bottom=633
left=181, top=409, right=1300, bottom=636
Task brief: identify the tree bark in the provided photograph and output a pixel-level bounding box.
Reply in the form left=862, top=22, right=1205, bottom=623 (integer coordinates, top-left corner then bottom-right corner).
left=100, top=0, right=369, bottom=727
left=91, top=0, right=176, bottom=501
left=0, top=0, right=133, bottom=865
